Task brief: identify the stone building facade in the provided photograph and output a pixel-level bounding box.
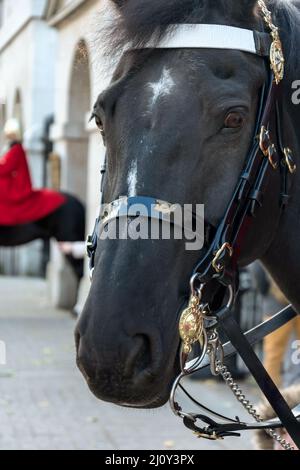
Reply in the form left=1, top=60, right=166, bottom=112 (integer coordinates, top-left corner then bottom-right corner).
left=0, top=0, right=57, bottom=275
left=0, top=0, right=108, bottom=308
left=44, top=0, right=107, bottom=308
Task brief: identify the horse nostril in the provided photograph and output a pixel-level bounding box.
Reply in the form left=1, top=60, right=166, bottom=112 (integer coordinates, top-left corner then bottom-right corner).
left=75, top=331, right=98, bottom=382
left=124, top=334, right=152, bottom=379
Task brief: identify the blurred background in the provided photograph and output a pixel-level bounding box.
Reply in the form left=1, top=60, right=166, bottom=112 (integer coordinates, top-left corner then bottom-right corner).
left=0, top=0, right=299, bottom=451
left=0, top=0, right=106, bottom=311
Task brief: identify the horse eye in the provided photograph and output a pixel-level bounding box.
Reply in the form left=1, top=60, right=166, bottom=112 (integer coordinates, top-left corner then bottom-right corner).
left=93, top=116, right=106, bottom=143
left=224, top=112, right=245, bottom=129
left=90, top=112, right=104, bottom=132
left=95, top=116, right=104, bottom=133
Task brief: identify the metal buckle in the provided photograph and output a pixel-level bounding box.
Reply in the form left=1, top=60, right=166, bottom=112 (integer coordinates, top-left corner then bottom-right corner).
left=207, top=331, right=225, bottom=376
left=284, top=147, right=297, bottom=174
left=86, top=228, right=98, bottom=281
left=194, top=431, right=224, bottom=441
left=259, top=126, right=270, bottom=156
left=259, top=127, right=278, bottom=170
left=86, top=235, right=94, bottom=260
left=212, top=243, right=233, bottom=274
left=267, top=144, right=278, bottom=170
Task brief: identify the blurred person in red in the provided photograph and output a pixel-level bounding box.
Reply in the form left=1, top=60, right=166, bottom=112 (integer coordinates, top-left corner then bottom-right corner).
left=0, top=119, right=65, bottom=226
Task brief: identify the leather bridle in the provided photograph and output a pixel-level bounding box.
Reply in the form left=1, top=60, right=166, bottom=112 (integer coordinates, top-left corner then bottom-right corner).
left=87, top=1, right=300, bottom=450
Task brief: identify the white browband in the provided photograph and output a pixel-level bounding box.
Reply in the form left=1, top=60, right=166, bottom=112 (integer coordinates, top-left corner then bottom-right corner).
left=140, top=24, right=265, bottom=56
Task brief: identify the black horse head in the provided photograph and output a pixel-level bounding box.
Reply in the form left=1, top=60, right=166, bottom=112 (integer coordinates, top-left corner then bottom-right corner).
left=76, top=0, right=300, bottom=408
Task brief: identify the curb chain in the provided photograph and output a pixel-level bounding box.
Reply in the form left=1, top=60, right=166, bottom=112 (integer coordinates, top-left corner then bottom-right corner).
left=216, top=360, right=294, bottom=451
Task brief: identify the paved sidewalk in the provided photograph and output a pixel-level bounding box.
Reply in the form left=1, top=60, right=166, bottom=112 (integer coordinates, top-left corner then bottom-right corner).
left=0, top=277, right=260, bottom=450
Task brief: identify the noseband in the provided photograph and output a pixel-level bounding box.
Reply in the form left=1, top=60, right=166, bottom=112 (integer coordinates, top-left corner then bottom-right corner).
left=87, top=0, right=300, bottom=449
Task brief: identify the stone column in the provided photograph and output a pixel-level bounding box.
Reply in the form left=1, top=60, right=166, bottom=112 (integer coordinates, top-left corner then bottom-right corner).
left=47, top=121, right=89, bottom=310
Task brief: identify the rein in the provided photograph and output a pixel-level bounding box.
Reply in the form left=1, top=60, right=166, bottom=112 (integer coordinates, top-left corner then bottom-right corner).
left=87, top=0, right=300, bottom=450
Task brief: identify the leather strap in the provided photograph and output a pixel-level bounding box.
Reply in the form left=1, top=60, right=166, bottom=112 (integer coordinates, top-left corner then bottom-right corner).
left=253, top=30, right=272, bottom=57
left=193, top=75, right=286, bottom=293
left=183, top=410, right=300, bottom=440
left=189, top=304, right=297, bottom=372
left=136, top=24, right=271, bottom=57
left=218, top=308, right=300, bottom=449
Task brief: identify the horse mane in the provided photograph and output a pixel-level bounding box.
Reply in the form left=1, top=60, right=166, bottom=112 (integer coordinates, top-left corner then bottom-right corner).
left=98, top=0, right=300, bottom=72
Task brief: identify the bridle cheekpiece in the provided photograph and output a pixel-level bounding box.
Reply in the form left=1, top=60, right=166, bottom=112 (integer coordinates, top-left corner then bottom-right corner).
left=87, top=0, right=300, bottom=450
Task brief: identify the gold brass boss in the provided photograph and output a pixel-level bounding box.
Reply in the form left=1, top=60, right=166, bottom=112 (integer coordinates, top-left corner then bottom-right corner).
left=179, top=296, right=204, bottom=355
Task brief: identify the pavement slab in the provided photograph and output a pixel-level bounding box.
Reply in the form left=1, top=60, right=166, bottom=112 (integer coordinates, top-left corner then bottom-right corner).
left=0, top=276, right=264, bottom=450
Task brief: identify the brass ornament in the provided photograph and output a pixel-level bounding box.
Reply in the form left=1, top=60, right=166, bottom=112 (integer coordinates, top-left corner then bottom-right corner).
left=258, top=0, right=285, bottom=84
left=179, top=296, right=204, bottom=355
left=270, top=39, right=285, bottom=85
left=212, top=243, right=233, bottom=274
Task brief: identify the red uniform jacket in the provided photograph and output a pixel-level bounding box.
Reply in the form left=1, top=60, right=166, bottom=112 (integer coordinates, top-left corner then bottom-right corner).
left=0, top=143, right=66, bottom=226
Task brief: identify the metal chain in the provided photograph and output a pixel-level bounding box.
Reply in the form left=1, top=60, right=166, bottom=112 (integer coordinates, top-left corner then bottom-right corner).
left=216, top=360, right=294, bottom=450
left=258, top=0, right=285, bottom=84
left=258, top=0, right=279, bottom=38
